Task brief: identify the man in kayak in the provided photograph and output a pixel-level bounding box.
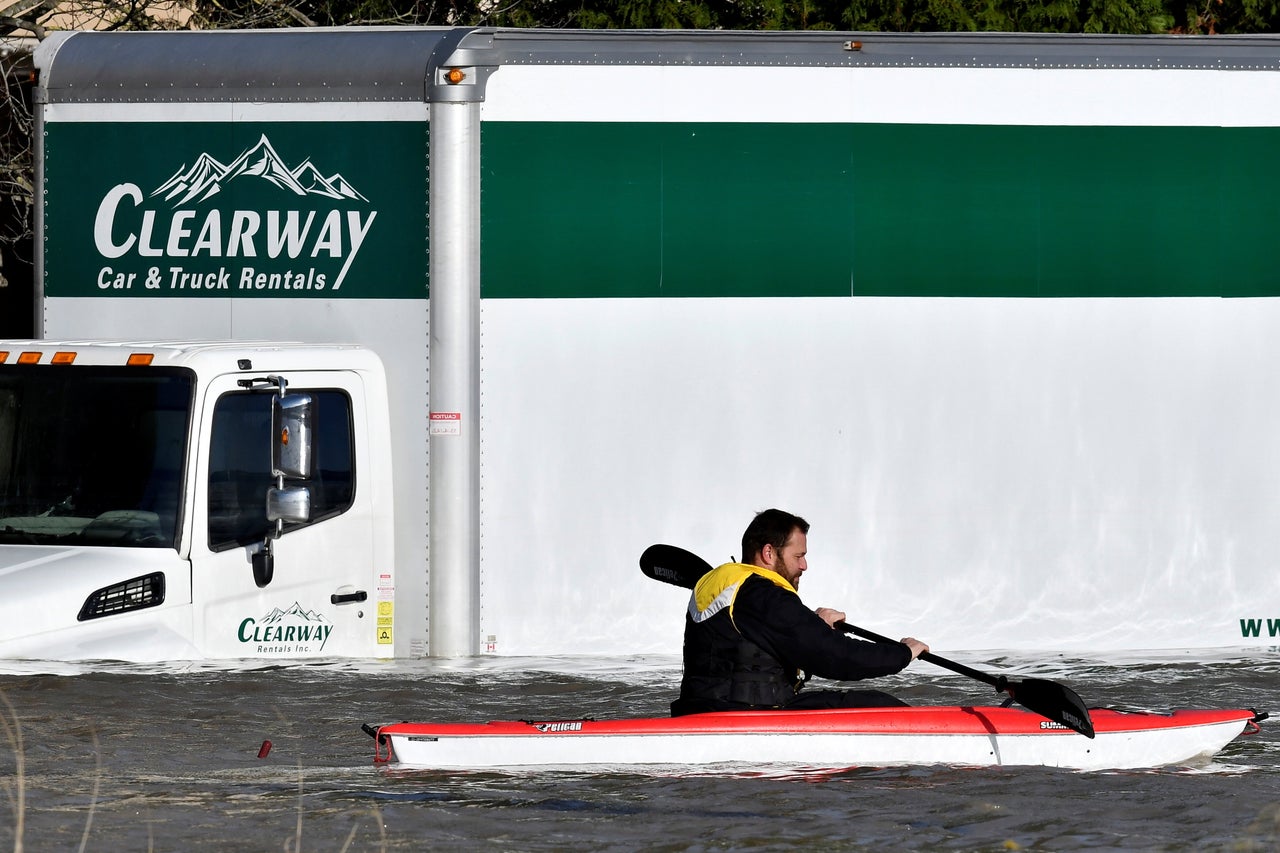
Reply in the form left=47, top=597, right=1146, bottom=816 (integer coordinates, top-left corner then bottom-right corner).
left=672, top=508, right=930, bottom=716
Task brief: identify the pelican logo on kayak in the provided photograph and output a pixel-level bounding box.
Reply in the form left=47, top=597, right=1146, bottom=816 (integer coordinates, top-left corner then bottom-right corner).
left=534, top=721, right=584, bottom=733
left=92, top=134, right=375, bottom=295
left=237, top=602, right=333, bottom=654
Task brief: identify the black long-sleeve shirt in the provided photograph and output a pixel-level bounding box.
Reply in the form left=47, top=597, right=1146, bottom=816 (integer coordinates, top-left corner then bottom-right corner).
left=730, top=574, right=912, bottom=682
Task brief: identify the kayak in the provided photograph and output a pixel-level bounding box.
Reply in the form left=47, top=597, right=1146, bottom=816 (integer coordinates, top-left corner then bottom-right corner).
left=369, top=706, right=1265, bottom=772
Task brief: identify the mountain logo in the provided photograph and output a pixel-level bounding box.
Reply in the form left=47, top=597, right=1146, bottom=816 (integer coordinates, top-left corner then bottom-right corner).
left=237, top=601, right=334, bottom=653
left=260, top=601, right=328, bottom=625
left=152, top=135, right=369, bottom=207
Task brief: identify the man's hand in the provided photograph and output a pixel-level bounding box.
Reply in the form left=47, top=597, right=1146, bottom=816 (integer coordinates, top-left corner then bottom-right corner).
left=815, top=607, right=846, bottom=629
left=900, top=637, right=929, bottom=660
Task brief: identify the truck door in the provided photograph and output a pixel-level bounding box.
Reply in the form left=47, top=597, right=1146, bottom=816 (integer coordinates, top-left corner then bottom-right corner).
left=190, top=371, right=378, bottom=658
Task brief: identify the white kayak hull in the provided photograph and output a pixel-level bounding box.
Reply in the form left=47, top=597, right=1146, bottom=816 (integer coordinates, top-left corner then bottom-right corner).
left=372, top=707, right=1263, bottom=772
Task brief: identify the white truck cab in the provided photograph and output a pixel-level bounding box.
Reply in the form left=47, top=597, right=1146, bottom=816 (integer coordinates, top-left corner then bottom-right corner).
left=0, top=341, right=395, bottom=660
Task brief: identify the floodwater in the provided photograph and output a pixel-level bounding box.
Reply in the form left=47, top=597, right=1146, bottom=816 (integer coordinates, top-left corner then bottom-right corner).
left=0, top=650, right=1277, bottom=851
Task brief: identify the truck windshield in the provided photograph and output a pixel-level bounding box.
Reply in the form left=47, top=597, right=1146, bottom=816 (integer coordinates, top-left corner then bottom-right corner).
left=0, top=365, right=193, bottom=548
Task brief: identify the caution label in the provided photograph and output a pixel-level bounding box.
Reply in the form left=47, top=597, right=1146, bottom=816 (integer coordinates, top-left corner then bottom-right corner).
left=430, top=412, right=462, bottom=436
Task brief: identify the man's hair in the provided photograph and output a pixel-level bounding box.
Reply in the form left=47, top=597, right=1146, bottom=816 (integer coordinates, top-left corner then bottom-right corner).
left=741, top=509, right=810, bottom=564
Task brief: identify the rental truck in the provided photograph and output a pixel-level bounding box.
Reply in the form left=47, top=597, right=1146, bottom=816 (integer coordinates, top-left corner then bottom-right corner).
left=5, top=28, right=1280, bottom=661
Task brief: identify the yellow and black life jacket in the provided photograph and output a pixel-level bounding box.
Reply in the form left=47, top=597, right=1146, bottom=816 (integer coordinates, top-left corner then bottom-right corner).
left=672, top=562, right=805, bottom=715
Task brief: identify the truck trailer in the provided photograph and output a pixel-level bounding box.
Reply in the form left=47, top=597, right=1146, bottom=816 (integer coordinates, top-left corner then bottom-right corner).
left=4, top=28, right=1280, bottom=661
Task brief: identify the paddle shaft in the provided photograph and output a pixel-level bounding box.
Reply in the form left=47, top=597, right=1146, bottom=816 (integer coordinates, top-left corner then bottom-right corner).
left=837, top=622, right=1007, bottom=693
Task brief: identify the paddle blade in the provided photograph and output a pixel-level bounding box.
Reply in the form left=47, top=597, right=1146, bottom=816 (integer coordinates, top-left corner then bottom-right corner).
left=639, top=544, right=713, bottom=590
left=1007, top=678, right=1096, bottom=739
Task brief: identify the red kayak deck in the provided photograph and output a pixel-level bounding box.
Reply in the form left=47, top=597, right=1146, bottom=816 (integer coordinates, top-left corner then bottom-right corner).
left=379, top=706, right=1256, bottom=738
left=372, top=707, right=1265, bottom=770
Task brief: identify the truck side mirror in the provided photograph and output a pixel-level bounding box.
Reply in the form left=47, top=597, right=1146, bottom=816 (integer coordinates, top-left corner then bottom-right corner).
left=266, top=485, right=311, bottom=524
left=255, top=391, right=316, bottom=588
left=272, top=392, right=315, bottom=480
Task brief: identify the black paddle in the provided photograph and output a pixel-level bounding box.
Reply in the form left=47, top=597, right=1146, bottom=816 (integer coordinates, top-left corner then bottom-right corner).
left=640, top=543, right=1095, bottom=738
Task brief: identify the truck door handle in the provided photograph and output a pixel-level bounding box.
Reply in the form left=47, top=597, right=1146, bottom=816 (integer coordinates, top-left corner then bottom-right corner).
left=331, top=590, right=368, bottom=605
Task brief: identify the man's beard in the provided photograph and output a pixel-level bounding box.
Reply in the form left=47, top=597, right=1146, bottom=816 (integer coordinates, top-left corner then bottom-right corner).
left=780, top=563, right=800, bottom=590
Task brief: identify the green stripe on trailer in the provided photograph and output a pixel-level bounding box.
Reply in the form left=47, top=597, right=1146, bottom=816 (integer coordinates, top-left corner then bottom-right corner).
left=480, top=122, right=1280, bottom=299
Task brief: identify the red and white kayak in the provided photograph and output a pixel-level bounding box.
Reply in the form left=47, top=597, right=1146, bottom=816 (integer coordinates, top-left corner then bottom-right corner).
left=371, top=706, right=1264, bottom=772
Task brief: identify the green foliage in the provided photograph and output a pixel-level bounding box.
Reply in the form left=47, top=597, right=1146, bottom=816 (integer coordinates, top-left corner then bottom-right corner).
left=178, top=0, right=1280, bottom=34
left=836, top=0, right=1176, bottom=32
left=1202, top=0, right=1280, bottom=33
left=169, top=0, right=1280, bottom=33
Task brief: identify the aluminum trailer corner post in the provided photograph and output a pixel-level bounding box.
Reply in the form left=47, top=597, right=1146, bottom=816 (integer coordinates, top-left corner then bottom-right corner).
left=30, top=31, right=77, bottom=339
left=427, top=40, right=485, bottom=657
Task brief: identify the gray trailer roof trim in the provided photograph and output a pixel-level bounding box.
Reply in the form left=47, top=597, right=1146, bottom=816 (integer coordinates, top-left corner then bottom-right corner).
left=36, top=28, right=460, bottom=104
left=457, top=28, right=1280, bottom=70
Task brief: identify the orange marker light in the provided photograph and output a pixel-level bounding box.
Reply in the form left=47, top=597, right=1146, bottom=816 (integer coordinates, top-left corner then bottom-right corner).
left=17, top=352, right=41, bottom=364
left=127, top=353, right=155, bottom=366
left=0, top=351, right=8, bottom=364
left=446, top=68, right=466, bottom=84
left=51, top=351, right=77, bottom=365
